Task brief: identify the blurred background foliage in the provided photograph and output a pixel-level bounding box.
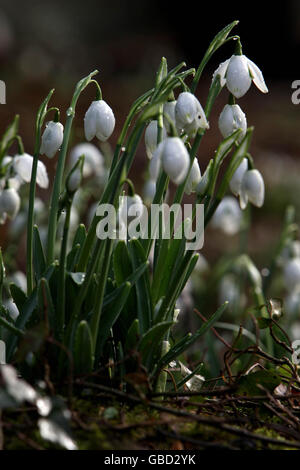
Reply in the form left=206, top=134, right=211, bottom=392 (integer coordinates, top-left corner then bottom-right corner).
left=0, top=0, right=300, bottom=335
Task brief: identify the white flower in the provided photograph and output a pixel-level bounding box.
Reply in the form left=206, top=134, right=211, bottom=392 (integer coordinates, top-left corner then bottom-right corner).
left=13, top=154, right=49, bottom=188
left=284, top=258, right=300, bottom=292
left=180, top=363, right=205, bottom=391
left=70, top=143, right=104, bottom=178
left=84, top=100, right=115, bottom=142
left=40, top=121, right=64, bottom=158
left=0, top=188, right=20, bottom=220
left=175, top=92, right=209, bottom=137
left=213, top=55, right=268, bottom=99
left=185, top=158, right=201, bottom=195
left=196, top=161, right=212, bottom=196
left=218, top=104, right=247, bottom=142
left=229, top=158, right=248, bottom=196
left=143, top=179, right=156, bottom=204
left=155, top=137, right=190, bottom=185
left=163, top=100, right=176, bottom=132
left=4, top=298, right=19, bottom=321
left=211, top=195, right=242, bottom=235
left=10, top=271, right=27, bottom=292
left=239, top=169, right=265, bottom=210
left=145, top=120, right=166, bottom=159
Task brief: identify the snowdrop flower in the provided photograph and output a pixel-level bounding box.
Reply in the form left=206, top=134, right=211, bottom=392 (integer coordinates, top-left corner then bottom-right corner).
left=84, top=100, right=115, bottom=142
left=185, top=158, right=201, bottom=195
left=40, top=121, right=64, bottom=158
left=211, top=196, right=242, bottom=235
left=213, top=55, right=268, bottom=99
left=229, top=157, right=248, bottom=196
left=13, top=154, right=49, bottom=188
left=0, top=188, right=21, bottom=220
left=277, top=240, right=300, bottom=267
left=66, top=156, right=84, bottom=194
left=239, top=169, right=265, bottom=210
left=145, top=120, right=166, bottom=159
left=143, top=179, right=156, bottom=204
left=151, top=137, right=190, bottom=185
left=163, top=100, right=176, bottom=132
left=175, top=92, right=209, bottom=137
left=70, top=143, right=104, bottom=178
left=284, top=258, right=300, bottom=292
left=218, top=104, right=247, bottom=142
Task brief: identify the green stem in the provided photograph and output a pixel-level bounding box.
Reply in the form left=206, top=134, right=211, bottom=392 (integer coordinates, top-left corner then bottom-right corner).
left=57, top=199, right=71, bottom=341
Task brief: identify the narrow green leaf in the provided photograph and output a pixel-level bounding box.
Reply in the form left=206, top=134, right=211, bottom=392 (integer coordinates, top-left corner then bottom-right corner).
left=125, top=319, right=140, bottom=352
left=74, top=320, right=93, bottom=374
left=33, top=225, right=46, bottom=281
left=96, top=282, right=132, bottom=357
left=138, top=321, right=174, bottom=369
left=155, top=302, right=228, bottom=372
left=128, top=238, right=152, bottom=334
left=9, top=283, right=27, bottom=312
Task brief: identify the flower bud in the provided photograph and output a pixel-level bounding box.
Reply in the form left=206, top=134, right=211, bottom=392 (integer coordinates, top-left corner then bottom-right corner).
left=0, top=188, right=20, bottom=220
left=40, top=121, right=64, bottom=158
left=13, top=153, right=49, bottom=189
left=196, top=160, right=213, bottom=196
left=229, top=157, right=248, bottom=196
left=145, top=120, right=166, bottom=159
left=70, top=143, right=104, bottom=178
left=175, top=92, right=209, bottom=137
left=239, top=169, right=265, bottom=210
left=66, top=156, right=84, bottom=194
left=84, top=100, right=115, bottom=142
left=185, top=158, right=201, bottom=195
left=161, top=137, right=190, bottom=185
left=218, top=104, right=247, bottom=142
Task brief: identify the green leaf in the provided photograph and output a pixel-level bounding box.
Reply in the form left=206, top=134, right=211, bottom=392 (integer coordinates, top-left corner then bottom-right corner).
left=236, top=370, right=281, bottom=396
left=96, top=282, right=132, bottom=357
left=191, top=20, right=239, bottom=93
left=125, top=319, right=140, bottom=352
left=7, top=264, right=56, bottom=361
left=138, top=321, right=174, bottom=369
left=9, top=283, right=27, bottom=312
left=128, top=239, right=152, bottom=334
left=0, top=115, right=19, bottom=159
left=74, top=320, right=93, bottom=374
left=33, top=225, right=46, bottom=281
left=37, top=278, right=55, bottom=332
left=257, top=317, right=273, bottom=330
left=113, top=240, right=132, bottom=286
left=155, top=302, right=228, bottom=373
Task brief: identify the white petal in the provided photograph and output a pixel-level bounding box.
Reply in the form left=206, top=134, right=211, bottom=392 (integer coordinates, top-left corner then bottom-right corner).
left=246, top=57, right=268, bottom=94
left=242, top=169, right=264, bottom=208
left=13, top=154, right=34, bottom=183
left=162, top=137, right=190, bottom=185
left=219, top=104, right=247, bottom=142
left=40, top=121, right=64, bottom=158
left=212, top=59, right=230, bottom=87
left=36, top=160, right=49, bottom=188
left=70, top=143, right=104, bottom=178
left=175, top=92, right=199, bottom=125
left=226, top=55, right=252, bottom=98
left=229, top=157, right=248, bottom=196
left=145, top=120, right=166, bottom=159
left=94, top=100, right=115, bottom=142
left=185, top=158, right=201, bottom=195
left=84, top=102, right=98, bottom=141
